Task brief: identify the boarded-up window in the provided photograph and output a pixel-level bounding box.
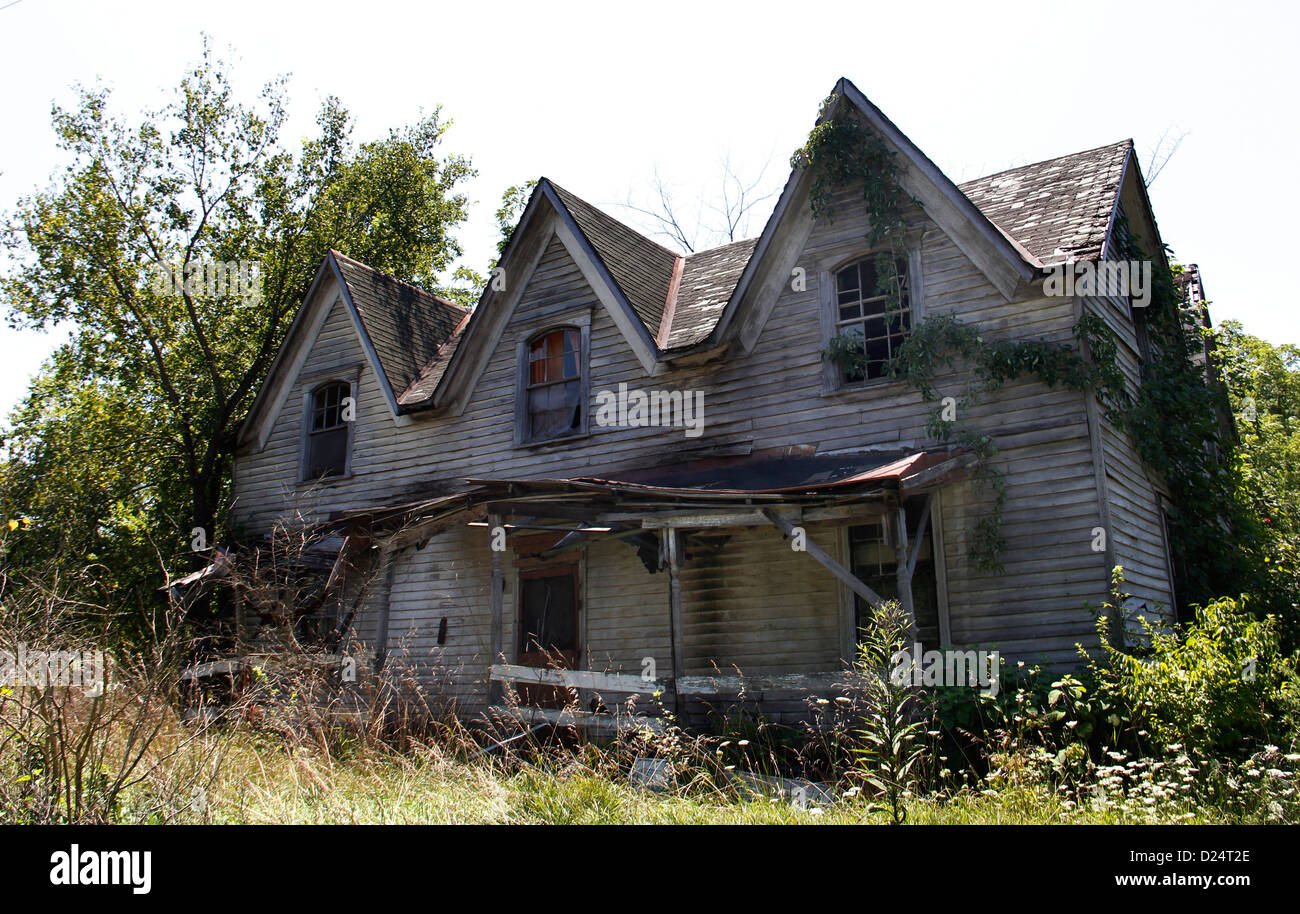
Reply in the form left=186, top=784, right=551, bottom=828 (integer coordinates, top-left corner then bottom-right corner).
left=526, top=328, right=582, bottom=440
left=849, top=500, right=938, bottom=647
left=835, top=256, right=911, bottom=382
left=306, top=381, right=350, bottom=478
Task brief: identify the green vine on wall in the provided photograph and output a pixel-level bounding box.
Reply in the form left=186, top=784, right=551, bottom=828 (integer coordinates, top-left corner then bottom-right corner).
left=793, top=94, right=916, bottom=369
left=795, top=97, right=1249, bottom=609
left=793, top=97, right=1130, bottom=572
left=790, top=95, right=914, bottom=248
left=889, top=312, right=1129, bottom=571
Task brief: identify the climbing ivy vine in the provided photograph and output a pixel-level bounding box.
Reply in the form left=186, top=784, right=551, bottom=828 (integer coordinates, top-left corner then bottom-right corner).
left=794, top=96, right=1261, bottom=617
left=793, top=96, right=1133, bottom=572
left=793, top=94, right=915, bottom=382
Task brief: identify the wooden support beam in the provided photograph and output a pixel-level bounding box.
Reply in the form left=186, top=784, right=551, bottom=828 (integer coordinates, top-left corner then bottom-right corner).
left=893, top=505, right=919, bottom=638
left=665, top=529, right=686, bottom=713
left=641, top=508, right=800, bottom=529
left=906, top=492, right=934, bottom=578
left=761, top=509, right=887, bottom=607
left=488, top=513, right=505, bottom=705
left=373, top=547, right=397, bottom=669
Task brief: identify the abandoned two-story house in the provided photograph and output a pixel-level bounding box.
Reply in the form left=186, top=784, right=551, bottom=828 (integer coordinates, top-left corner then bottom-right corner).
left=224, top=78, right=1186, bottom=731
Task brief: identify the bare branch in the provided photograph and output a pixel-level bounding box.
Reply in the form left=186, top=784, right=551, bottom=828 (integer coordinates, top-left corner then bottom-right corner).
left=1145, top=127, right=1190, bottom=187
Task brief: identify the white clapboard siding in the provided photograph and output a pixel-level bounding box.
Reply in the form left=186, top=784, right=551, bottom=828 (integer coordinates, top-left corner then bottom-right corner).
left=231, top=194, right=1174, bottom=702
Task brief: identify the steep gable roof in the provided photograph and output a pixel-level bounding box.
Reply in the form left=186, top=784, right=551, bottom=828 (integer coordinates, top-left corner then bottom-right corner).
left=331, top=251, right=468, bottom=396
left=387, top=82, right=1154, bottom=410
left=664, top=238, right=759, bottom=350
left=707, top=77, right=1041, bottom=354
left=548, top=183, right=679, bottom=336
left=959, top=140, right=1133, bottom=266
left=236, top=250, right=466, bottom=448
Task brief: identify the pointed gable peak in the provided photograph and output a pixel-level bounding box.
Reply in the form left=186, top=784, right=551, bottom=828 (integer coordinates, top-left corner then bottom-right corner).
left=540, top=179, right=680, bottom=336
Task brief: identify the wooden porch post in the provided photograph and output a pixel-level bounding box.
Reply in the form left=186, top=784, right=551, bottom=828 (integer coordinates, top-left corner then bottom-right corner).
left=665, top=529, right=686, bottom=715
left=893, top=504, right=919, bottom=639
left=373, top=547, right=397, bottom=669
left=488, top=513, right=504, bottom=705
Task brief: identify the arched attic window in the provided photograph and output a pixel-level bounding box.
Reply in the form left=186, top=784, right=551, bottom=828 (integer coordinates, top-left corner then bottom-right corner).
left=833, top=254, right=913, bottom=383
left=303, top=380, right=352, bottom=479
left=522, top=327, right=587, bottom=442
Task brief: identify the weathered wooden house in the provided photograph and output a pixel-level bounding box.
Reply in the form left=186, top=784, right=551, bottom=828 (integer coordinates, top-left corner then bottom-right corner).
left=227, top=78, right=1185, bottom=730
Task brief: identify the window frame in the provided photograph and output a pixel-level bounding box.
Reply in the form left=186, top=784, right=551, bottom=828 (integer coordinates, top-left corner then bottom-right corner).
left=298, top=368, right=360, bottom=484
left=819, top=245, right=924, bottom=394
left=514, top=315, right=592, bottom=447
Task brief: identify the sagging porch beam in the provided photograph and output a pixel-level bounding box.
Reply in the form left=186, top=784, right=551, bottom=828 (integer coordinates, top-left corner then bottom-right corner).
left=636, top=502, right=887, bottom=530
left=760, top=509, right=887, bottom=607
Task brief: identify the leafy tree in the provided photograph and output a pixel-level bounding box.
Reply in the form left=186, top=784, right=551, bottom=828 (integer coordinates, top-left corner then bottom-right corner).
left=0, top=39, right=475, bottom=612
left=1215, top=320, right=1300, bottom=641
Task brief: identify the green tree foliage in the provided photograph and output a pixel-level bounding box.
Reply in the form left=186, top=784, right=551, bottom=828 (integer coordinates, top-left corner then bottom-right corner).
left=1215, top=320, right=1300, bottom=639
left=0, top=39, right=475, bottom=612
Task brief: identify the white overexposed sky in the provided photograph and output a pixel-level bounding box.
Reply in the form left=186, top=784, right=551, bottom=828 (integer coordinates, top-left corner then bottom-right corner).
left=1, top=0, right=1297, bottom=422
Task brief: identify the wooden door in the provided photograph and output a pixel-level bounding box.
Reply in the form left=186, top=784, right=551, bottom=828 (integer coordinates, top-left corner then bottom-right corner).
left=516, top=564, right=580, bottom=708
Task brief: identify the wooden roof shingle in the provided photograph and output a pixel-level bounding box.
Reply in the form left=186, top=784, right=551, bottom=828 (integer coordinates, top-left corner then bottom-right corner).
left=548, top=182, right=679, bottom=336
left=331, top=251, right=468, bottom=398
left=664, top=238, right=760, bottom=350
left=958, top=140, right=1133, bottom=266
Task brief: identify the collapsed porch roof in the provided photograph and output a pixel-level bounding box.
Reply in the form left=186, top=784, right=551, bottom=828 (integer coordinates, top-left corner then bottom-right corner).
left=334, top=446, right=975, bottom=547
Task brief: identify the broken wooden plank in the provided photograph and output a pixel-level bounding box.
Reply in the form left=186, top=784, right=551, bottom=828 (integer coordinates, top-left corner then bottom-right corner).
left=488, top=513, right=504, bottom=704
left=486, top=705, right=664, bottom=734
left=490, top=663, right=662, bottom=694
left=906, top=492, right=934, bottom=578
left=675, top=671, right=844, bottom=694
left=893, top=505, right=919, bottom=636
left=666, top=529, right=686, bottom=712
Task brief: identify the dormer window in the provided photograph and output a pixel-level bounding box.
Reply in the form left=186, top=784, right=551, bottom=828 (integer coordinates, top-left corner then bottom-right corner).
left=304, top=380, right=352, bottom=479
left=522, top=327, right=587, bottom=442
left=833, top=254, right=913, bottom=383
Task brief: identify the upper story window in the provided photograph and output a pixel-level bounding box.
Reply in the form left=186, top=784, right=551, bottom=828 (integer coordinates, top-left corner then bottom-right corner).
left=304, top=380, right=351, bottom=479
left=524, top=327, right=584, bottom=441
left=833, top=255, right=912, bottom=383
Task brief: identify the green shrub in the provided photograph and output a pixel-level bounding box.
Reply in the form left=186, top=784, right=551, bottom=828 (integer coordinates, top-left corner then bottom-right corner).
left=1095, top=594, right=1292, bottom=757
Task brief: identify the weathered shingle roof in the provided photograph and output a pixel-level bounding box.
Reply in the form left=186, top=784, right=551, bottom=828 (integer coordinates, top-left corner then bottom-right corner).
left=665, top=238, right=759, bottom=349
left=549, top=182, right=679, bottom=335
left=385, top=138, right=1138, bottom=409
left=396, top=326, right=465, bottom=407
left=958, top=140, right=1133, bottom=266
left=331, top=251, right=468, bottom=397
